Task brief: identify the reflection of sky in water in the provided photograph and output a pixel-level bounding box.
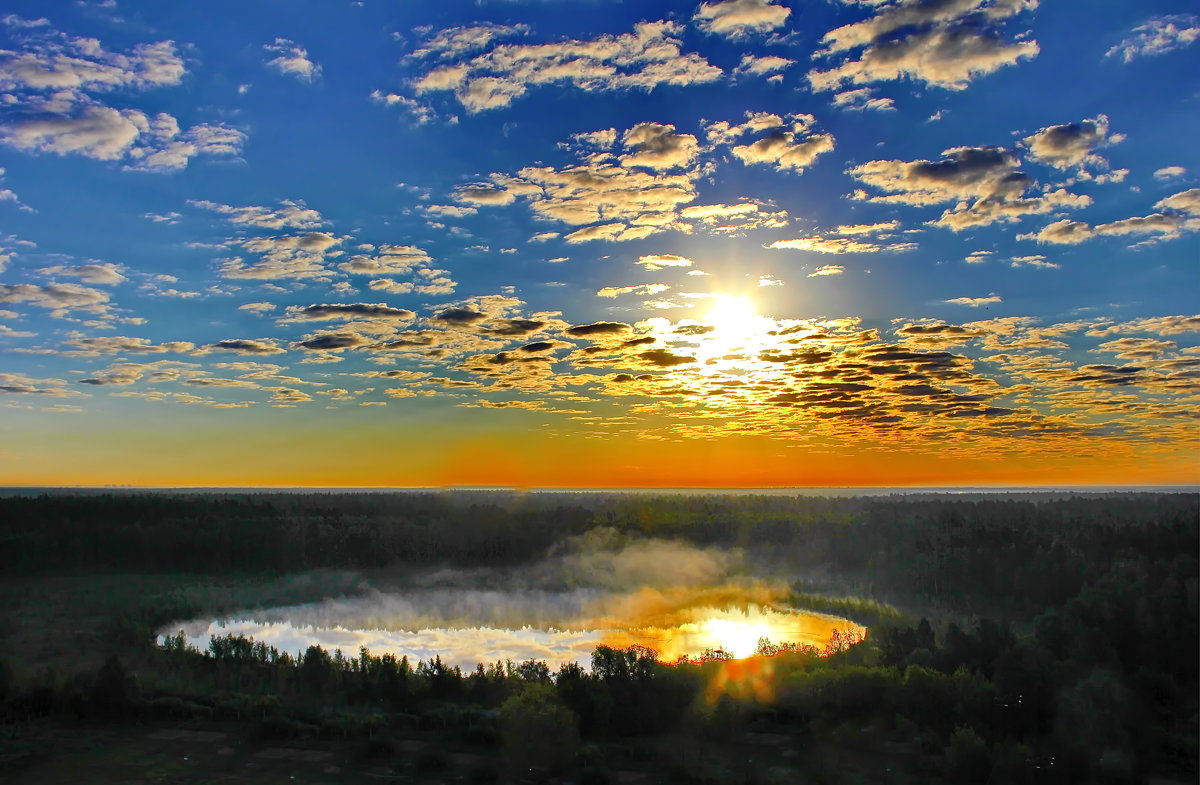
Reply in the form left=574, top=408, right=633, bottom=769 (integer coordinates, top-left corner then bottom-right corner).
left=164, top=589, right=864, bottom=671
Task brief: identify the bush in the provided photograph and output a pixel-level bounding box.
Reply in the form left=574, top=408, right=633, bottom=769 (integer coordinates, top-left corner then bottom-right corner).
left=943, top=726, right=990, bottom=784
left=501, top=683, right=581, bottom=776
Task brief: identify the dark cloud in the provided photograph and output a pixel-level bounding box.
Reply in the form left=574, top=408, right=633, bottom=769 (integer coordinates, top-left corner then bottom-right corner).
left=199, top=339, right=285, bottom=355
left=296, top=333, right=366, bottom=351
left=566, top=321, right=633, bottom=337
left=287, top=303, right=416, bottom=321
left=640, top=349, right=697, bottom=367
left=485, top=318, right=546, bottom=336
left=434, top=308, right=487, bottom=324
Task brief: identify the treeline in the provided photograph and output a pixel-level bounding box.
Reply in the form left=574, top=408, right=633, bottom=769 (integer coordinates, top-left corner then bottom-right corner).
left=0, top=492, right=598, bottom=574
left=2, top=491, right=1195, bottom=614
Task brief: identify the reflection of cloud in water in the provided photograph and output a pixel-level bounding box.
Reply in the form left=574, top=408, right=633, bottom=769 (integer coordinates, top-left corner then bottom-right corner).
left=167, top=587, right=864, bottom=672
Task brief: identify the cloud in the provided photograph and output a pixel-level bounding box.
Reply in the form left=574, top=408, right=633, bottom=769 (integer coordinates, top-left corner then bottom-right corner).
left=730, top=127, right=835, bottom=173
left=733, top=54, right=795, bottom=77
left=848, top=144, right=1092, bottom=230
left=471, top=126, right=700, bottom=242
left=809, top=0, right=1039, bottom=93
left=0, top=282, right=110, bottom=314
left=565, top=322, right=634, bottom=338
left=5, top=105, right=143, bottom=160
left=694, top=0, right=791, bottom=39
left=1086, top=315, right=1200, bottom=337
left=638, top=349, right=697, bottom=367
left=834, top=220, right=900, bottom=235
left=1106, top=15, right=1199, bottom=62
left=808, top=265, right=845, bottom=277
left=284, top=303, right=417, bottom=322
left=195, top=339, right=286, bottom=355
left=637, top=254, right=693, bottom=271
left=1017, top=194, right=1198, bottom=245
left=191, top=199, right=324, bottom=230
left=1155, top=188, right=1200, bottom=216
left=412, top=20, right=722, bottom=113
left=369, top=91, right=436, bottom=125
left=0, top=32, right=184, bottom=95
left=0, top=372, right=79, bottom=397
left=1009, top=254, right=1058, bottom=269
left=849, top=146, right=1027, bottom=206
left=620, top=123, right=699, bottom=170
left=36, top=262, right=124, bottom=284
left=264, top=38, right=321, bottom=83
left=704, top=111, right=786, bottom=145
left=63, top=335, right=194, bottom=355
left=454, top=185, right=516, bottom=206
left=1017, top=218, right=1093, bottom=245
left=422, top=204, right=477, bottom=218
left=832, top=87, right=895, bottom=112
left=1021, top=115, right=1120, bottom=172
left=597, top=283, right=671, bottom=298
left=219, top=232, right=341, bottom=280
left=4, top=106, right=243, bottom=170
left=338, top=244, right=433, bottom=275
left=0, top=26, right=241, bottom=171
left=1154, top=166, right=1186, bottom=180
left=410, top=23, right=530, bottom=60
left=294, top=332, right=369, bottom=352
left=946, top=294, right=1002, bottom=307
left=768, top=236, right=913, bottom=254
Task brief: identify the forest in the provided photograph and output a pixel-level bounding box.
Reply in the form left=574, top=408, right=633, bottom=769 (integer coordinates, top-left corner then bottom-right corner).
left=0, top=490, right=1196, bottom=784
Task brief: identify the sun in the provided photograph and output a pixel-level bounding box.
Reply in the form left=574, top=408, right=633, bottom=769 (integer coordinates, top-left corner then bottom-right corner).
left=694, top=294, right=769, bottom=359
left=705, top=294, right=757, bottom=328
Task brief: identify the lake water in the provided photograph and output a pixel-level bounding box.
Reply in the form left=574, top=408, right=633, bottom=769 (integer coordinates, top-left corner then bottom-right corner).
left=162, top=587, right=865, bottom=671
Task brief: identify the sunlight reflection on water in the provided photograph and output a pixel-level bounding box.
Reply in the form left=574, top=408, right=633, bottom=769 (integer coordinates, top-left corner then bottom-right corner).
left=162, top=591, right=864, bottom=671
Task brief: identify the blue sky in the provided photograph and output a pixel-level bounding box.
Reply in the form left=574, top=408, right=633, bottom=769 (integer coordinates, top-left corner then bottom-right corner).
left=1, top=0, right=1197, bottom=486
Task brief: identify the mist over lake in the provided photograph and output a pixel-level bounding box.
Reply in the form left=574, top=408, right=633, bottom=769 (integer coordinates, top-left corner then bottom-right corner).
left=162, top=527, right=866, bottom=668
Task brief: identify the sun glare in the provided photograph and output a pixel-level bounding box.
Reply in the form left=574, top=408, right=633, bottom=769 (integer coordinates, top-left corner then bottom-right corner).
left=701, top=617, right=773, bottom=659
left=694, top=294, right=770, bottom=360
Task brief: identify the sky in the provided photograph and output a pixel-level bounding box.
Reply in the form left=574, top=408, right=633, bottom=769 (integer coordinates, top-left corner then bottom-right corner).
left=0, top=0, right=1197, bottom=488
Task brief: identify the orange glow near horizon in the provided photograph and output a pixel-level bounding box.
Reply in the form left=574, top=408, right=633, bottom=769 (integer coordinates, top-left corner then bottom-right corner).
left=2, top=417, right=1197, bottom=488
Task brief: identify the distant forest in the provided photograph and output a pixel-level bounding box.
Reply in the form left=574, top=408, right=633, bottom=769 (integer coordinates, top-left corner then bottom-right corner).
left=2, top=490, right=1194, bottom=613
left=1, top=490, right=1196, bottom=783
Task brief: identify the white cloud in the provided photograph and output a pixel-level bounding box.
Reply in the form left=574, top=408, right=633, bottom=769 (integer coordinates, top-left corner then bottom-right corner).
left=808, top=265, right=844, bottom=277
left=597, top=283, right=671, bottom=298
left=731, top=129, right=835, bottom=173
left=369, top=90, right=436, bottom=125
left=0, top=282, right=111, bottom=314
left=637, top=254, right=693, bottom=271
left=1021, top=115, right=1121, bottom=173
left=832, top=87, right=895, bottom=112
left=37, top=262, right=125, bottom=284
left=264, top=38, right=322, bottom=83
left=768, top=236, right=914, bottom=254
left=733, top=54, right=795, bottom=77
left=412, top=20, right=722, bottom=113
left=191, top=199, right=324, bottom=230
left=946, top=294, right=1002, bottom=307
left=1153, top=166, right=1186, bottom=181
left=694, top=0, right=791, bottom=39
left=410, top=23, right=530, bottom=60
left=809, top=0, right=1039, bottom=93
left=620, top=123, right=700, bottom=170
left=1106, top=15, right=1199, bottom=62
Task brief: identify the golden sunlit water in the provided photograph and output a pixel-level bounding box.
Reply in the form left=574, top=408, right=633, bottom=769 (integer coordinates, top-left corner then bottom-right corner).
left=165, top=596, right=865, bottom=671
